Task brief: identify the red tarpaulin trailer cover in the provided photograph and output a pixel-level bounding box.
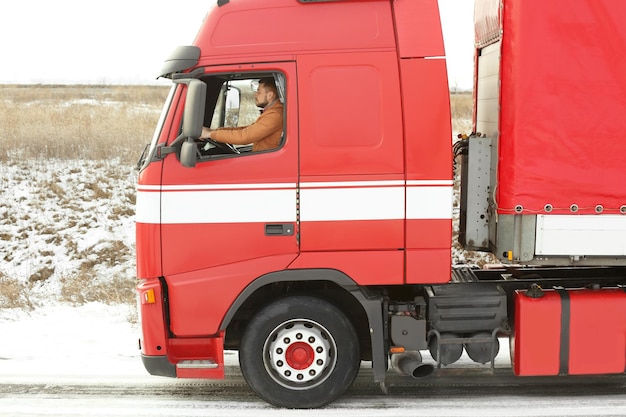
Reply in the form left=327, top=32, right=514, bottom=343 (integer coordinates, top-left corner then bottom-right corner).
left=475, top=0, right=626, bottom=215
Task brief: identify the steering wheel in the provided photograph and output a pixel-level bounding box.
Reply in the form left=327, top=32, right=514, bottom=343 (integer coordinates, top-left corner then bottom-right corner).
left=203, top=138, right=240, bottom=154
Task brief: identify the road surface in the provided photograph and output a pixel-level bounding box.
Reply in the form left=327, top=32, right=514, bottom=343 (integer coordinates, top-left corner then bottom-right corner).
left=2, top=363, right=626, bottom=416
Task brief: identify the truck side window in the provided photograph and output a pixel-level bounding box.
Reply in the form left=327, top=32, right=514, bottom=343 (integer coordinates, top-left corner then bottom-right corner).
left=199, top=73, right=285, bottom=157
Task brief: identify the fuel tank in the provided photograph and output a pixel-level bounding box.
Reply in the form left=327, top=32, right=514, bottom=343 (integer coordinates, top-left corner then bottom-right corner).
left=513, top=286, right=626, bottom=376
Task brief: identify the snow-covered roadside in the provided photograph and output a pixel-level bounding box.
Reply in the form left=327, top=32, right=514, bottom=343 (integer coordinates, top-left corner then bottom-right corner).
left=0, top=159, right=138, bottom=308
left=0, top=302, right=144, bottom=379
left=0, top=158, right=144, bottom=380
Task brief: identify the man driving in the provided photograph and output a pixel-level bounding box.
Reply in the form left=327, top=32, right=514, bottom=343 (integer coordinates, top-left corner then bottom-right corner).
left=200, top=77, right=283, bottom=152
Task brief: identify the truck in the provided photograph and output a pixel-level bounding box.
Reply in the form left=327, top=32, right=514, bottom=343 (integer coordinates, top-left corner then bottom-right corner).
left=135, top=0, right=626, bottom=408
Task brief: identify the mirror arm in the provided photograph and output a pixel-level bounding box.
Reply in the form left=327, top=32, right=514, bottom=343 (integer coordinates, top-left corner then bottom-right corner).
left=168, top=133, right=187, bottom=148
left=172, top=67, right=204, bottom=81
left=155, top=140, right=181, bottom=159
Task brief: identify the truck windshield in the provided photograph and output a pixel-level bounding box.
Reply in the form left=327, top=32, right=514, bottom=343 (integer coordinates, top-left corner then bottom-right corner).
left=139, top=84, right=176, bottom=170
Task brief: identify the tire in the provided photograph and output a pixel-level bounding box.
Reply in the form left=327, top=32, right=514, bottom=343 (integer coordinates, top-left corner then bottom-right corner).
left=239, top=296, right=360, bottom=408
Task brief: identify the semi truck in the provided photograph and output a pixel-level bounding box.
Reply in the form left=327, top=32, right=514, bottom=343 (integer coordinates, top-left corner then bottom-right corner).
left=135, top=0, right=626, bottom=408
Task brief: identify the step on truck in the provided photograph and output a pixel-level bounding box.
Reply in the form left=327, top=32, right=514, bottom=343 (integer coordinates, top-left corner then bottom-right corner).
left=135, top=0, right=626, bottom=408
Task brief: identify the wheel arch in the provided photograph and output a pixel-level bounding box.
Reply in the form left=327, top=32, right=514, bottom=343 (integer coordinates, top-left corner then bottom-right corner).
left=221, top=269, right=385, bottom=373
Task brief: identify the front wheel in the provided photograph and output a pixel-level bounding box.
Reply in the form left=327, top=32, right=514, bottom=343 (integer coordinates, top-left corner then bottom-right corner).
left=239, top=296, right=360, bottom=408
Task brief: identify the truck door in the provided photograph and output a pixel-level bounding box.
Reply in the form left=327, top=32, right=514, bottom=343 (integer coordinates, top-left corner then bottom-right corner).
left=295, top=52, right=406, bottom=285
left=159, top=63, right=299, bottom=336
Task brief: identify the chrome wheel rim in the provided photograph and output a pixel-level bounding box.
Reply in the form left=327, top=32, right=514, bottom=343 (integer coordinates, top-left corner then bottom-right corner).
left=263, top=319, right=337, bottom=389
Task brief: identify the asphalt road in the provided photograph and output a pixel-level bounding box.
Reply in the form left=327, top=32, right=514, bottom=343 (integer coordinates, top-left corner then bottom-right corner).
left=2, top=365, right=626, bottom=416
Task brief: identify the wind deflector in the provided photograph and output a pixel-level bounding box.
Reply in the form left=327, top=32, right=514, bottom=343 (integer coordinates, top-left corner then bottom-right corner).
left=157, top=46, right=201, bottom=79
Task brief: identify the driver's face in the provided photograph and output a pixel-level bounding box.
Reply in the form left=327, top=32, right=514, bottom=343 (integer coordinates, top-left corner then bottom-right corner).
left=255, top=84, right=273, bottom=108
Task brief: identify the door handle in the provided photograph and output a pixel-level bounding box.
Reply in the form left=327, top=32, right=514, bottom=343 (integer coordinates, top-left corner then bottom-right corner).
left=265, top=223, right=295, bottom=236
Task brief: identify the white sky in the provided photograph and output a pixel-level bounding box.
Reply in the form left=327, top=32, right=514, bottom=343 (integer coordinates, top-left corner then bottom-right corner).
left=0, top=0, right=475, bottom=89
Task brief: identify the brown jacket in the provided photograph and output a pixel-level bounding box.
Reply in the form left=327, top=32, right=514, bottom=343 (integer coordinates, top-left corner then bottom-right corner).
left=212, top=101, right=284, bottom=152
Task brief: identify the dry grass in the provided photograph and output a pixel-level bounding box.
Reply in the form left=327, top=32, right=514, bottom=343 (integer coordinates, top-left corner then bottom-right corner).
left=60, top=273, right=136, bottom=306
left=0, top=84, right=169, bottom=164
left=0, top=272, right=35, bottom=310
left=450, top=92, right=473, bottom=135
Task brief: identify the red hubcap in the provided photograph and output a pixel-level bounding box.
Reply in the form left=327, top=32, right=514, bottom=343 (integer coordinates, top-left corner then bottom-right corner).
left=285, top=342, right=314, bottom=370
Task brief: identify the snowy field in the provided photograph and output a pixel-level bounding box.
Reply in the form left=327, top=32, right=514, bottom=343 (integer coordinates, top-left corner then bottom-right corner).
left=0, top=159, right=137, bottom=308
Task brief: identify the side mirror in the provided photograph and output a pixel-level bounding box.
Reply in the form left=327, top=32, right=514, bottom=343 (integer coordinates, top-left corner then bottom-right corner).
left=182, top=79, right=207, bottom=139
left=180, top=139, right=197, bottom=168
left=173, top=78, right=206, bottom=168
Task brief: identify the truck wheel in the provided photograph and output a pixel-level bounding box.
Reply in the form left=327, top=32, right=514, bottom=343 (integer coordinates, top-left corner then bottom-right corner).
left=239, top=296, right=360, bottom=408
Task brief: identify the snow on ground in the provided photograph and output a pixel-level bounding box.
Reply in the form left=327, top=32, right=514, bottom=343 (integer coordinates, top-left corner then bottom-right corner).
left=0, top=302, right=143, bottom=378
left=0, top=159, right=137, bottom=307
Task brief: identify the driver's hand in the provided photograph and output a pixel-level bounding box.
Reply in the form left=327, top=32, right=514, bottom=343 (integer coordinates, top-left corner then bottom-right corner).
left=200, top=126, right=213, bottom=140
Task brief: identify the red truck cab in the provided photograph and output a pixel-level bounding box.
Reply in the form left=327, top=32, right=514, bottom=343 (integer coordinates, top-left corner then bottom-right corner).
left=136, top=0, right=451, bottom=407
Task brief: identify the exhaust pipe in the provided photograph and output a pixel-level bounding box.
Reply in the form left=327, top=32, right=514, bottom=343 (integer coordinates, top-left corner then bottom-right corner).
left=391, top=351, right=435, bottom=379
